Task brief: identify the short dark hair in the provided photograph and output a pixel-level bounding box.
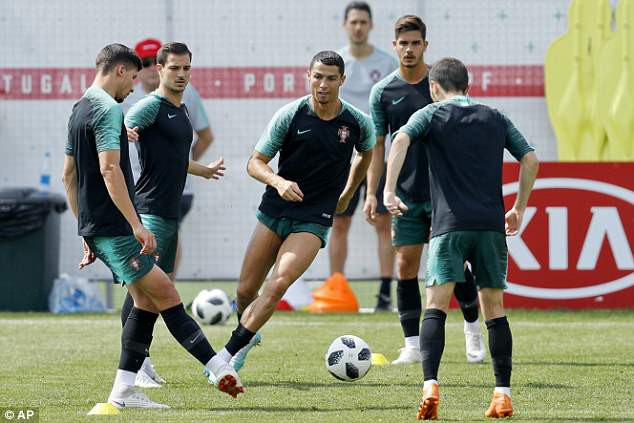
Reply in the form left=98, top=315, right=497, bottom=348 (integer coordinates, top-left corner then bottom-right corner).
left=394, top=15, right=426, bottom=40
left=95, top=44, right=142, bottom=74
left=309, top=50, right=345, bottom=75
left=429, top=57, right=469, bottom=93
left=344, top=1, right=372, bottom=22
left=157, top=42, right=192, bottom=65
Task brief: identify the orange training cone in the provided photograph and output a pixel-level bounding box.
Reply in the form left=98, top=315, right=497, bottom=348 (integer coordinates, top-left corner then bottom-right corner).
left=308, top=272, right=359, bottom=313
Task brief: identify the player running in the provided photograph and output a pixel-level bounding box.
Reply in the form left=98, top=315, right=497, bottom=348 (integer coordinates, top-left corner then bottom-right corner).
left=208, top=51, right=375, bottom=381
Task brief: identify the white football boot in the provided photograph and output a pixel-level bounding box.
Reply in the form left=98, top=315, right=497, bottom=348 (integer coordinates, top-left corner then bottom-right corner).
left=391, top=346, right=422, bottom=364
left=464, top=321, right=486, bottom=363
left=108, top=385, right=169, bottom=409
left=135, top=357, right=166, bottom=388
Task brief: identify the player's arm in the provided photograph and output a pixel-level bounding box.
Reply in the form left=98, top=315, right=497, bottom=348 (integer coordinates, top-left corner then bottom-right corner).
left=247, top=151, right=303, bottom=202
left=249, top=100, right=303, bottom=201
left=384, top=105, right=436, bottom=216
left=185, top=86, right=213, bottom=161
left=98, top=150, right=155, bottom=254
left=336, top=148, right=373, bottom=214
left=502, top=114, right=539, bottom=235
left=384, top=132, right=410, bottom=216
left=124, top=96, right=160, bottom=142
left=187, top=156, right=225, bottom=180
left=63, top=134, right=95, bottom=268
left=191, top=127, right=213, bottom=161
left=62, top=155, right=78, bottom=219
left=338, top=112, right=376, bottom=213
left=96, top=104, right=155, bottom=254
left=364, top=82, right=389, bottom=222
left=364, top=134, right=385, bottom=223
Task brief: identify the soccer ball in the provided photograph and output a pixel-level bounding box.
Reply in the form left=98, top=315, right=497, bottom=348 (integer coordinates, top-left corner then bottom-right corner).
left=191, top=289, right=232, bottom=325
left=325, top=335, right=372, bottom=381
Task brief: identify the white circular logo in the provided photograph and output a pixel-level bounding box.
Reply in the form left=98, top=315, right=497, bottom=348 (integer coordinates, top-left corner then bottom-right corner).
left=503, top=177, right=634, bottom=299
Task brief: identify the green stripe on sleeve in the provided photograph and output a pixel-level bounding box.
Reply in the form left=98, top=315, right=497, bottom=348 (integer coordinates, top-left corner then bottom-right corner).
left=124, top=94, right=161, bottom=131
left=255, top=97, right=306, bottom=157
left=395, top=102, right=441, bottom=141
left=501, top=113, right=535, bottom=160
left=369, top=76, right=391, bottom=136
left=65, top=120, right=73, bottom=156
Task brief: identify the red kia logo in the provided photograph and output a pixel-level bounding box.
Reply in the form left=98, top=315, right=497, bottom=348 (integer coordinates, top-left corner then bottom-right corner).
left=503, top=178, right=634, bottom=300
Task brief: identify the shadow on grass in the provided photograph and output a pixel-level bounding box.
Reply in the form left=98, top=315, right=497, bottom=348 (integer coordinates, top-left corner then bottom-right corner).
left=187, top=380, right=573, bottom=391
left=517, top=361, right=634, bottom=368
left=203, top=405, right=410, bottom=413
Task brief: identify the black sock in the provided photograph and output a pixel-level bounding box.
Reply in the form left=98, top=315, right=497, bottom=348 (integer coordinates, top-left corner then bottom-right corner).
left=161, top=303, right=216, bottom=365
left=119, top=307, right=158, bottom=373
left=486, top=316, right=513, bottom=387
left=420, top=308, right=447, bottom=381
left=396, top=278, right=421, bottom=337
left=237, top=311, right=242, bottom=323
left=120, top=292, right=134, bottom=328
left=379, top=277, right=392, bottom=298
left=453, top=268, right=479, bottom=323
left=224, top=323, right=256, bottom=355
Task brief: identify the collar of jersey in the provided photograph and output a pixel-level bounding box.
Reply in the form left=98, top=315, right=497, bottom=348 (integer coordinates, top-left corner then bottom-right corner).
left=149, top=91, right=183, bottom=108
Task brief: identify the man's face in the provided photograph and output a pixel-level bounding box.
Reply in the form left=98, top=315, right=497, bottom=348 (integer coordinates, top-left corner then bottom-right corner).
left=393, top=30, right=427, bottom=68
left=157, top=54, right=191, bottom=93
left=114, top=65, right=138, bottom=103
left=343, top=9, right=372, bottom=45
left=139, top=57, right=160, bottom=90
left=308, top=62, right=345, bottom=105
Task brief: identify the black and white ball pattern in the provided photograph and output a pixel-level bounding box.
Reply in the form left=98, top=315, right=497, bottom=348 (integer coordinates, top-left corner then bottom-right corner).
left=325, top=335, right=372, bottom=381
left=191, top=289, right=232, bottom=325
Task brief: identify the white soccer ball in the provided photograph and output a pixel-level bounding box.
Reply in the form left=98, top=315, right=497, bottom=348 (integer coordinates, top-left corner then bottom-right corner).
left=325, top=335, right=372, bottom=381
left=191, top=289, right=232, bottom=325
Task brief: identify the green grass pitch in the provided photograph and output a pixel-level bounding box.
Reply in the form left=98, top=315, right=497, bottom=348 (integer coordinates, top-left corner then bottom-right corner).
left=0, top=281, right=633, bottom=422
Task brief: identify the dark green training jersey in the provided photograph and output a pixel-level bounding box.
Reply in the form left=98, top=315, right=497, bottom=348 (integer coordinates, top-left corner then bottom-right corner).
left=125, top=93, right=193, bottom=219
left=369, top=70, right=432, bottom=202
left=65, top=86, right=135, bottom=237
left=255, top=95, right=375, bottom=226
left=397, top=96, right=535, bottom=237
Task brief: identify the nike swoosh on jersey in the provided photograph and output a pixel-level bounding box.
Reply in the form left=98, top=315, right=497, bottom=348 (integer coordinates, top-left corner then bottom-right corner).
left=168, top=114, right=177, bottom=119
left=297, top=129, right=311, bottom=135
left=392, top=96, right=406, bottom=105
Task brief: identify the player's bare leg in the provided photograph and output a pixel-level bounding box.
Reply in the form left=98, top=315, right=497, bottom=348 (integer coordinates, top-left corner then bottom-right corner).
left=236, top=222, right=283, bottom=316
left=392, top=243, right=424, bottom=364
left=479, top=288, right=513, bottom=418
left=329, top=215, right=352, bottom=274
left=242, top=232, right=321, bottom=331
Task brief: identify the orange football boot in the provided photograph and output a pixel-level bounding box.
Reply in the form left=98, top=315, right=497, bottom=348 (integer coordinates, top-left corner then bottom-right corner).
left=416, top=383, right=439, bottom=420
left=485, top=391, right=513, bottom=418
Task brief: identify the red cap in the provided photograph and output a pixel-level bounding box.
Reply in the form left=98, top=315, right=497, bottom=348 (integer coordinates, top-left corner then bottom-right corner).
left=135, top=38, right=162, bottom=59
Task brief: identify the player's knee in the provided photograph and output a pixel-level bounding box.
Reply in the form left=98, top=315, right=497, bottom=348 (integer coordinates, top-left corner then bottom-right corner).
left=396, top=253, right=419, bottom=277
left=267, top=275, right=293, bottom=302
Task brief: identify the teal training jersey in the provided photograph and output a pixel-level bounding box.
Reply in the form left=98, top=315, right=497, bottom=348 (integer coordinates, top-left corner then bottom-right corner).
left=125, top=92, right=193, bottom=219
left=397, top=96, right=535, bottom=236
left=65, top=86, right=135, bottom=236
left=370, top=70, right=433, bottom=201
left=255, top=95, right=375, bottom=226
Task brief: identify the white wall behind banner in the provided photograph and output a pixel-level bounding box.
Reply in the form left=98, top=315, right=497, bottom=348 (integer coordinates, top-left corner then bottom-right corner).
left=0, top=0, right=569, bottom=280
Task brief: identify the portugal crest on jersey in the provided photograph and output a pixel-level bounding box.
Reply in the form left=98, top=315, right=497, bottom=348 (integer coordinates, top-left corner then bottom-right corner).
left=338, top=125, right=350, bottom=143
